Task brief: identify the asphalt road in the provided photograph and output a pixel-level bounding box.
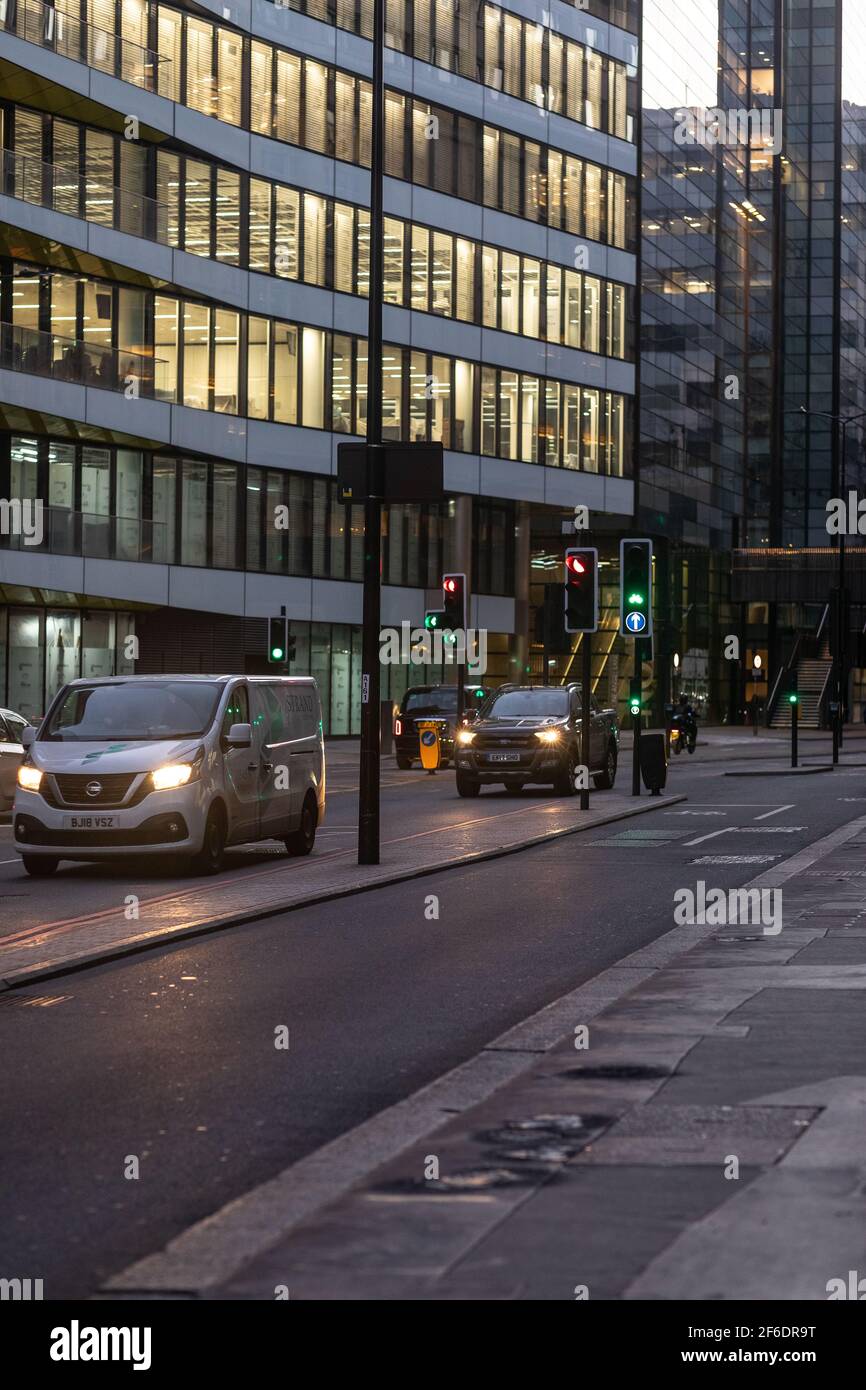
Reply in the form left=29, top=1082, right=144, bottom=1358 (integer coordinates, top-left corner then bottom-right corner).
left=1, top=754, right=864, bottom=1297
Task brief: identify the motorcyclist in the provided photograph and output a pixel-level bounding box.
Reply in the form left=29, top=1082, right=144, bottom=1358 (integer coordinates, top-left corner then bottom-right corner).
left=674, top=695, right=698, bottom=749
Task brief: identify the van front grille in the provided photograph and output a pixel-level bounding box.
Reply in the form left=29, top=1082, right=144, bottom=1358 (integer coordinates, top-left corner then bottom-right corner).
left=52, top=773, right=136, bottom=806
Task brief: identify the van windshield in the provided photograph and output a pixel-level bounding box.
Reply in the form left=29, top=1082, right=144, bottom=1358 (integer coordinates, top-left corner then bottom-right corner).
left=42, top=682, right=222, bottom=742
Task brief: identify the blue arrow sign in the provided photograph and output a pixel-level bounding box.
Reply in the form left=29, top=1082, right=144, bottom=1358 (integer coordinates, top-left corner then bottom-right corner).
left=625, top=611, right=647, bottom=634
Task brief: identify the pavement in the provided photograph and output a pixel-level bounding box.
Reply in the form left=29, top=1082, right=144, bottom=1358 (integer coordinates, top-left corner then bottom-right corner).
left=186, top=810, right=866, bottom=1301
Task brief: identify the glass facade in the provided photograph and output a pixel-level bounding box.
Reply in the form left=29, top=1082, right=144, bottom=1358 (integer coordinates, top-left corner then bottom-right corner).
left=1, top=261, right=632, bottom=474
left=2, top=101, right=636, bottom=359
left=0, top=434, right=516, bottom=594
left=1, top=0, right=639, bottom=721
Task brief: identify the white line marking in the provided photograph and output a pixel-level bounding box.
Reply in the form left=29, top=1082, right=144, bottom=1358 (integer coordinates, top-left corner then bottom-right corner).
left=684, top=827, right=732, bottom=846
left=754, top=804, right=795, bottom=821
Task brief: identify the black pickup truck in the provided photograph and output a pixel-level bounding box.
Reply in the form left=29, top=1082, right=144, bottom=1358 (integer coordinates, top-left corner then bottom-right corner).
left=453, top=682, right=619, bottom=797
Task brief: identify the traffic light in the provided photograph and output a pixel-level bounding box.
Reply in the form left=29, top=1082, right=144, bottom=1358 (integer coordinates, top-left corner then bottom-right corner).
left=269, top=616, right=288, bottom=663
left=425, top=610, right=445, bottom=630
left=620, top=539, right=653, bottom=638
left=564, top=547, right=598, bottom=634
left=442, top=573, right=466, bottom=630
left=629, top=677, right=642, bottom=719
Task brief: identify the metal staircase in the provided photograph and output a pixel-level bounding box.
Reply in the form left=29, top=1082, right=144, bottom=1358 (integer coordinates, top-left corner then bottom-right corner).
left=770, top=630, right=832, bottom=730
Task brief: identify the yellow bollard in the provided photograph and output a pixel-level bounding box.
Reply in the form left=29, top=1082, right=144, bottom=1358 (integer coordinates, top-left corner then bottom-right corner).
left=418, top=720, right=441, bottom=773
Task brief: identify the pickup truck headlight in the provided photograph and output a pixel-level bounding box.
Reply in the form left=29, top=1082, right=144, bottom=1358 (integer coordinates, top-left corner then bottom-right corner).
left=456, top=729, right=476, bottom=746
left=17, top=764, right=43, bottom=792
left=536, top=728, right=561, bottom=744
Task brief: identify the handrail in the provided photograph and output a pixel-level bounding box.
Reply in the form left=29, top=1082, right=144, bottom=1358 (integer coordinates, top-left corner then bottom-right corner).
left=2, top=148, right=170, bottom=244
left=0, top=321, right=164, bottom=397
left=0, top=0, right=167, bottom=93
left=0, top=502, right=166, bottom=563
left=767, top=632, right=802, bottom=725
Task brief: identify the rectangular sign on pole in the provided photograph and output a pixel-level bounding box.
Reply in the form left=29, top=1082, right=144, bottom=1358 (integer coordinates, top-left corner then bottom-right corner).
left=337, top=441, right=444, bottom=504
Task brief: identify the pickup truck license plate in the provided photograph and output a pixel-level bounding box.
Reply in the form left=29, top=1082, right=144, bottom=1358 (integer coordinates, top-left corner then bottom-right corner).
left=486, top=751, right=521, bottom=763
left=62, top=814, right=119, bottom=830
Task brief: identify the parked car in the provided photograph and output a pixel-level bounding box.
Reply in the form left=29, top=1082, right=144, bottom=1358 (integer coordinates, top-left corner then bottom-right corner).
left=0, top=708, right=31, bottom=812
left=12, top=675, right=325, bottom=876
left=393, top=683, right=487, bottom=769
left=453, top=682, right=619, bottom=797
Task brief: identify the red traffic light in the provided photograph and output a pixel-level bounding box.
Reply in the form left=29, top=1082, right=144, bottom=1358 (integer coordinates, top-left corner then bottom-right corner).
left=566, top=555, right=587, bottom=577
left=443, top=577, right=458, bottom=593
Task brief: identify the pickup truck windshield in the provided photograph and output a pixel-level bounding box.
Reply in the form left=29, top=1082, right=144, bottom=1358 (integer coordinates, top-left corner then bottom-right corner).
left=42, top=682, right=222, bottom=741
left=487, top=690, right=570, bottom=718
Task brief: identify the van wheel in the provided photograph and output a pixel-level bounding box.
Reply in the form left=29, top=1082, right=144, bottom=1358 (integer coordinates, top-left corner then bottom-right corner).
left=22, top=855, right=59, bottom=877
left=396, top=755, right=412, bottom=770
left=593, top=742, right=618, bottom=790
left=286, top=794, right=317, bottom=856
left=194, top=805, right=226, bottom=875
left=456, top=773, right=481, bottom=798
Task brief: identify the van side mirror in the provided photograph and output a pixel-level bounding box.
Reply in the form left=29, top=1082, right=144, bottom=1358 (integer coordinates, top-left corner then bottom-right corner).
left=21, top=726, right=36, bottom=749
left=462, top=709, right=478, bottom=724
left=224, top=722, right=252, bottom=749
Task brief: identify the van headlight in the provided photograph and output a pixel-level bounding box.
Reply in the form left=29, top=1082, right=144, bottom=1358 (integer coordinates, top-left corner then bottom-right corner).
left=17, top=765, right=43, bottom=792
left=151, top=762, right=196, bottom=791
left=456, top=729, right=476, bottom=746
left=536, top=728, right=561, bottom=744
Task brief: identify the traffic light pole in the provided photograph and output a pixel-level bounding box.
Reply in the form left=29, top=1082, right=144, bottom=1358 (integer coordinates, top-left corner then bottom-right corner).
left=632, top=650, right=641, bottom=797
left=358, top=0, right=385, bottom=866
left=580, top=635, right=591, bottom=811
left=791, top=697, right=798, bottom=769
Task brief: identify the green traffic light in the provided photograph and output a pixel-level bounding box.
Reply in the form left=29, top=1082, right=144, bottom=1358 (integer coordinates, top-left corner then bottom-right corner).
left=628, top=592, right=644, bottom=605
left=271, top=647, right=284, bottom=661
left=630, top=700, right=641, bottom=715
left=474, top=688, right=485, bottom=698
left=426, top=614, right=439, bottom=629
left=789, top=693, right=799, bottom=705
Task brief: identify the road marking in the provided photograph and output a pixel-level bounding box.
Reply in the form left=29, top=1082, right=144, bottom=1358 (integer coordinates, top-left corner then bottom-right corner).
left=754, top=804, right=795, bottom=821
left=666, top=810, right=726, bottom=817
left=734, top=826, right=805, bottom=833
left=684, top=827, right=731, bottom=846
left=691, top=855, right=780, bottom=865
left=0, top=858, right=19, bottom=865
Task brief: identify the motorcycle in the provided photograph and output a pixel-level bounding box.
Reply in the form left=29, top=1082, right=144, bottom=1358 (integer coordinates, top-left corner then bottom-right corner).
left=669, top=712, right=697, bottom=755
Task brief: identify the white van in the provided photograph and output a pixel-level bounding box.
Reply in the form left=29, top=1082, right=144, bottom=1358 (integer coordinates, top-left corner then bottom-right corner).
left=13, top=675, right=325, bottom=876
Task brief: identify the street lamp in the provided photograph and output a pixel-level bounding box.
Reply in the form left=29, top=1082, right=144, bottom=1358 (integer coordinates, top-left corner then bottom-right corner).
left=793, top=406, right=866, bottom=762
left=751, top=652, right=763, bottom=735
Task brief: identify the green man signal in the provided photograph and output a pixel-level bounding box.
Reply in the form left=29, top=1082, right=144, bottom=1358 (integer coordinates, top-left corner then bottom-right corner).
left=620, top=539, right=653, bottom=637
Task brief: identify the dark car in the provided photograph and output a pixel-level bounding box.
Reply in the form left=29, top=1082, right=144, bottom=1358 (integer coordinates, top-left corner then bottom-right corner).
left=394, top=684, right=487, bottom=769
left=453, top=682, right=619, bottom=797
